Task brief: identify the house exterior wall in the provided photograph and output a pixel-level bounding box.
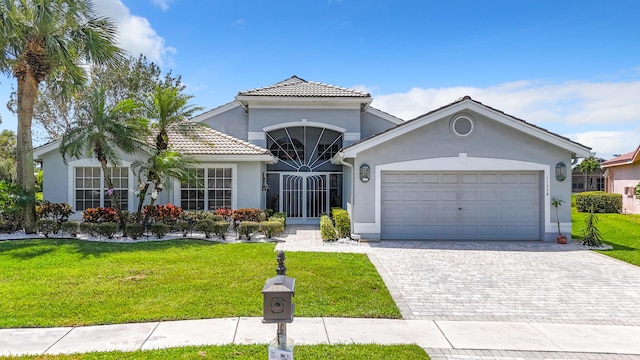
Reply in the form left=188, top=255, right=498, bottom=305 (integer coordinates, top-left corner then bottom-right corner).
left=608, top=165, right=640, bottom=214
left=245, top=107, right=362, bottom=148
left=361, top=111, right=398, bottom=139
left=350, top=110, right=574, bottom=241
left=201, top=105, right=249, bottom=141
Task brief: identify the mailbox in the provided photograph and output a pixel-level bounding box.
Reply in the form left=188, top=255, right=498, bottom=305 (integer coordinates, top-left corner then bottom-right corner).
left=262, top=274, right=295, bottom=323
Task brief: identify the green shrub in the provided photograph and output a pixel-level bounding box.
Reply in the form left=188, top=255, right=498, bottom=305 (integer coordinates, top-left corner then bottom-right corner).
left=79, top=221, right=98, bottom=236
left=238, top=221, right=260, bottom=240
left=150, top=223, right=170, bottom=239
left=125, top=223, right=145, bottom=240
left=60, top=221, right=79, bottom=237
left=173, top=220, right=191, bottom=236
left=36, top=219, right=58, bottom=238
left=271, top=212, right=287, bottom=227
left=211, top=221, right=230, bottom=239
left=575, top=191, right=622, bottom=213
left=207, top=214, right=224, bottom=222
left=332, top=208, right=351, bottom=238
left=320, top=215, right=338, bottom=241
left=195, top=219, right=215, bottom=238
left=260, top=220, right=285, bottom=239
left=96, top=222, right=119, bottom=239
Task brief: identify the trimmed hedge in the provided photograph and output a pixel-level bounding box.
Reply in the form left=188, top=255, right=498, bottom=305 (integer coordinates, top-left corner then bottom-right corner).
left=332, top=208, right=351, bottom=239
left=125, top=223, right=145, bottom=240
left=60, top=221, right=79, bottom=237
left=150, top=223, right=170, bottom=239
left=238, top=221, right=260, bottom=240
left=575, top=191, right=622, bottom=213
left=260, top=220, right=285, bottom=239
left=320, top=214, right=338, bottom=241
left=36, top=219, right=58, bottom=238
left=96, top=222, right=119, bottom=239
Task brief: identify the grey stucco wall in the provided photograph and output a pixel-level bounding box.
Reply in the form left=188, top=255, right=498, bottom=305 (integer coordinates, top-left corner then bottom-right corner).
left=201, top=105, right=249, bottom=141
left=360, top=111, right=398, bottom=139
left=236, top=162, right=263, bottom=209
left=351, top=110, right=575, bottom=241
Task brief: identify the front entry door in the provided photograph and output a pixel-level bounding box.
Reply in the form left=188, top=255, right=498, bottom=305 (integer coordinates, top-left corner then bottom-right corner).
left=282, top=173, right=327, bottom=223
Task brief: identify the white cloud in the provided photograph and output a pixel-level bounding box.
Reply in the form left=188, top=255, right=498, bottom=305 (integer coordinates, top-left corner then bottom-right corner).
left=371, top=80, right=640, bottom=159
left=151, top=0, right=173, bottom=11
left=93, top=0, right=175, bottom=66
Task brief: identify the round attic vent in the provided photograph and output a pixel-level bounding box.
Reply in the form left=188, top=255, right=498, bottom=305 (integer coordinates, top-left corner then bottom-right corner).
left=451, top=114, right=474, bottom=137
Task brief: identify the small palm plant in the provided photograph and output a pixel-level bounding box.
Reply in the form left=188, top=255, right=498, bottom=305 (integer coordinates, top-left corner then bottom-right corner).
left=551, top=198, right=566, bottom=241
left=582, top=207, right=603, bottom=247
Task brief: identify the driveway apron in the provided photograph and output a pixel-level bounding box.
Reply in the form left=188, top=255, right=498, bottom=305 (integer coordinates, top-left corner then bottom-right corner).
left=368, top=241, right=640, bottom=325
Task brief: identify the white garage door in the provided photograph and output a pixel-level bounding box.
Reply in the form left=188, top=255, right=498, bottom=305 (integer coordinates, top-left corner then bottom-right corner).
left=381, top=171, right=541, bottom=240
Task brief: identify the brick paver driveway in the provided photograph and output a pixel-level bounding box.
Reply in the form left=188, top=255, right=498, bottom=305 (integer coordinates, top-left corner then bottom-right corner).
left=368, top=241, right=640, bottom=326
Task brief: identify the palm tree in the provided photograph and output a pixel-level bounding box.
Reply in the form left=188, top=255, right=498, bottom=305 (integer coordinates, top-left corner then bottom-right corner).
left=60, top=87, right=147, bottom=228
left=132, top=150, right=199, bottom=222
left=0, top=0, right=123, bottom=232
left=135, top=84, right=204, bottom=215
left=576, top=156, right=601, bottom=191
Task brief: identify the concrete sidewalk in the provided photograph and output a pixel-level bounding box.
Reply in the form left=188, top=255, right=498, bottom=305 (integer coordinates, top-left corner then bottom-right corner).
left=2, top=317, right=640, bottom=358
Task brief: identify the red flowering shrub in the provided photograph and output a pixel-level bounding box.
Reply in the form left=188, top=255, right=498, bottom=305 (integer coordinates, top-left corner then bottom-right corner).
left=232, top=208, right=265, bottom=223
left=82, top=207, right=119, bottom=223
left=214, top=208, right=233, bottom=221
left=143, top=203, right=183, bottom=224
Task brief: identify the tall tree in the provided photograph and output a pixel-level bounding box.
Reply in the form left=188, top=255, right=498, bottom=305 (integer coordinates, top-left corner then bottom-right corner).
left=576, top=156, right=601, bottom=191
left=60, top=87, right=146, bottom=228
left=0, top=130, right=17, bottom=182
left=135, top=84, right=205, bottom=217
left=0, top=0, right=123, bottom=232
left=33, top=55, right=182, bottom=140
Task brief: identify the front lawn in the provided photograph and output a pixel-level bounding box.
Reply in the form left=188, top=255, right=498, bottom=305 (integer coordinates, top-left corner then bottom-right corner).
left=0, top=240, right=400, bottom=328
left=1, top=344, right=429, bottom=360
left=572, top=207, right=640, bottom=266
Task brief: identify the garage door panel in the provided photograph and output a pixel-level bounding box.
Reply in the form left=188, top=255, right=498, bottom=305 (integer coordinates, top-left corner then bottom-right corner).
left=442, top=191, right=457, bottom=201
left=382, top=171, right=541, bottom=240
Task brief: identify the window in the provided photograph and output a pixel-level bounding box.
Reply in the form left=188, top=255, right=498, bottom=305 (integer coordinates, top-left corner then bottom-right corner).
left=451, top=114, right=474, bottom=137
left=75, top=167, right=129, bottom=210
left=318, top=144, right=340, bottom=160
left=181, top=168, right=232, bottom=210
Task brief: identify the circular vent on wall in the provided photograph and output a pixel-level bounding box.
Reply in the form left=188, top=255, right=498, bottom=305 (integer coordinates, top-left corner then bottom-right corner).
left=451, top=114, right=474, bottom=137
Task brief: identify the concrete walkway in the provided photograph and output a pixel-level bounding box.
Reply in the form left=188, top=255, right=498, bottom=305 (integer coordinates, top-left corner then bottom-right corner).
left=3, top=225, right=640, bottom=359
left=2, top=317, right=640, bottom=358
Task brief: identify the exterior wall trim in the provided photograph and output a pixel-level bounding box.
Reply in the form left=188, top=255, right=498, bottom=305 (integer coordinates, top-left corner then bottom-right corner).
left=263, top=121, right=346, bottom=133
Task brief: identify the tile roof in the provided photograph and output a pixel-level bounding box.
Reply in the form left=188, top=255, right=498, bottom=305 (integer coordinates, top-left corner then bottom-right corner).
left=237, top=76, right=371, bottom=98
left=601, top=145, right=640, bottom=168
left=340, top=95, right=591, bottom=154
left=164, top=125, right=271, bottom=156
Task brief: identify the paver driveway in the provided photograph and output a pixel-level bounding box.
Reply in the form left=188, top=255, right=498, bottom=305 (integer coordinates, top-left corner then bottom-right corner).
left=368, top=241, right=640, bottom=326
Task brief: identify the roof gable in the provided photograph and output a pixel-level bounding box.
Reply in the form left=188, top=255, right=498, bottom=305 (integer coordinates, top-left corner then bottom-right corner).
left=601, top=145, right=640, bottom=168
left=338, top=96, right=592, bottom=159
left=237, top=75, right=371, bottom=98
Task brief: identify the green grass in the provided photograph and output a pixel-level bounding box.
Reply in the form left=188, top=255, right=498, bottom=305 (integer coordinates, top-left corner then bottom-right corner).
left=0, top=344, right=429, bottom=360
left=572, top=207, right=640, bottom=266
left=0, top=240, right=400, bottom=328
left=1, top=344, right=429, bottom=360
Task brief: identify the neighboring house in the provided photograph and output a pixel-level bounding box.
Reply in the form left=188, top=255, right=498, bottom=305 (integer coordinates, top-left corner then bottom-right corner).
left=571, top=158, right=606, bottom=193
left=601, top=146, right=640, bottom=214
left=34, top=76, right=592, bottom=241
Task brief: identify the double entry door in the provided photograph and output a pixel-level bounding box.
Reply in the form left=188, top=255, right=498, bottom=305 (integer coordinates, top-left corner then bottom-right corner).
left=266, top=172, right=341, bottom=224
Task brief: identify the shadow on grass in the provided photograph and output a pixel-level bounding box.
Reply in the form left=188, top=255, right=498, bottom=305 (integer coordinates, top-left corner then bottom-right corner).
left=0, top=238, right=238, bottom=260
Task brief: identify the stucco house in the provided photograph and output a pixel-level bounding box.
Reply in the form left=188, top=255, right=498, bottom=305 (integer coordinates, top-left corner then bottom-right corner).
left=601, top=145, right=640, bottom=214
left=34, top=76, right=591, bottom=241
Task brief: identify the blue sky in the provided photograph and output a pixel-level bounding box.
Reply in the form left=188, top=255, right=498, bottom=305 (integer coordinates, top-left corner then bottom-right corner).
left=1, top=0, right=639, bottom=158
